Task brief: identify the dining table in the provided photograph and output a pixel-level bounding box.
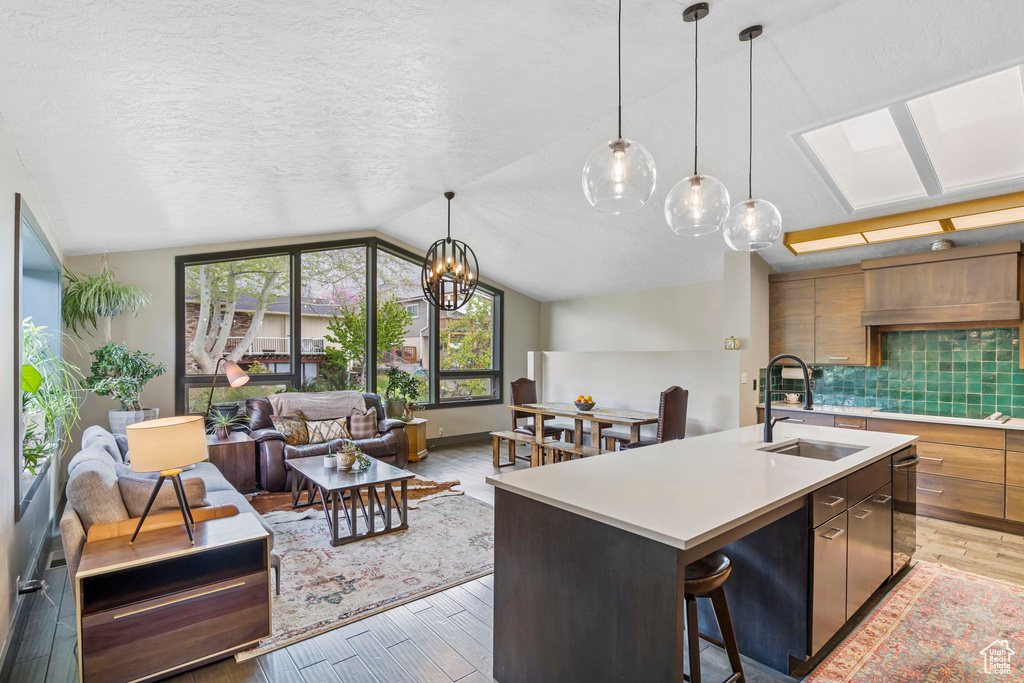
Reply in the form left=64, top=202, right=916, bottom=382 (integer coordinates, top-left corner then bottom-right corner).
left=508, top=402, right=659, bottom=453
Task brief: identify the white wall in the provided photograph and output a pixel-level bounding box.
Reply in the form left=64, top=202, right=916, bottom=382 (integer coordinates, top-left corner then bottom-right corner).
left=541, top=280, right=723, bottom=352
left=64, top=231, right=541, bottom=443
left=0, top=117, right=64, bottom=656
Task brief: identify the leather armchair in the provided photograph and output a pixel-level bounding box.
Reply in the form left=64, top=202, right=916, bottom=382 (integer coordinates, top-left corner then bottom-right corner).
left=246, top=392, right=411, bottom=491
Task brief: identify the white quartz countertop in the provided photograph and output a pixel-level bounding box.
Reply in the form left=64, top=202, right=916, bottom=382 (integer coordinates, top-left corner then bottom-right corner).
left=760, top=402, right=1024, bottom=430
left=487, top=423, right=916, bottom=552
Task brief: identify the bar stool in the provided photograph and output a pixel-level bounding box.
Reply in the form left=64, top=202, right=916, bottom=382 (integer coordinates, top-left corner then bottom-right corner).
left=684, top=551, right=745, bottom=683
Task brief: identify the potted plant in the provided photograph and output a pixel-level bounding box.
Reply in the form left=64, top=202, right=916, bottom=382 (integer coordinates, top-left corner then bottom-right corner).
left=206, top=412, right=251, bottom=441
left=62, top=258, right=150, bottom=340
left=383, top=367, right=423, bottom=419
left=84, top=342, right=167, bottom=434
left=21, top=320, right=84, bottom=474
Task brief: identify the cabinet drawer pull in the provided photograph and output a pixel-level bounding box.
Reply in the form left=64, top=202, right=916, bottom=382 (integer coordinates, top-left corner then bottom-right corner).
left=822, top=528, right=845, bottom=540
left=820, top=495, right=845, bottom=508
left=920, top=456, right=943, bottom=462
left=836, top=422, right=862, bottom=428
left=852, top=509, right=872, bottom=520
left=788, top=419, right=805, bottom=423
left=828, top=356, right=850, bottom=360
left=918, top=487, right=943, bottom=494
left=873, top=494, right=892, bottom=504
left=113, top=581, right=247, bottom=619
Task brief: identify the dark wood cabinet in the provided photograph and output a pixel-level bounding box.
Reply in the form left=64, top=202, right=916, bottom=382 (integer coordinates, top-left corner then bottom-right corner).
left=206, top=433, right=257, bottom=493
left=768, top=265, right=876, bottom=366
left=76, top=514, right=271, bottom=682
left=769, top=278, right=815, bottom=360
left=814, top=273, right=868, bottom=365
left=861, top=241, right=1023, bottom=326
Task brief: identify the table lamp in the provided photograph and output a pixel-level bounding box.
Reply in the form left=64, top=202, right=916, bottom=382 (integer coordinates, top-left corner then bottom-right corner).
left=204, top=357, right=250, bottom=416
left=125, top=415, right=209, bottom=546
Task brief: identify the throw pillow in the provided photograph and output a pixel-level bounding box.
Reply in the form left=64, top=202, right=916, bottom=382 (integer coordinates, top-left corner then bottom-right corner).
left=271, top=411, right=309, bottom=446
left=348, top=407, right=379, bottom=440
left=307, top=417, right=351, bottom=444
left=118, top=473, right=209, bottom=518
left=66, top=457, right=130, bottom=528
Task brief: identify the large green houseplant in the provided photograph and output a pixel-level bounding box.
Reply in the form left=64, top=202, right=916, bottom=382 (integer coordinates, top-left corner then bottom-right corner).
left=84, top=342, right=167, bottom=434
left=384, top=366, right=424, bottom=420
left=62, top=259, right=150, bottom=341
left=21, top=320, right=83, bottom=475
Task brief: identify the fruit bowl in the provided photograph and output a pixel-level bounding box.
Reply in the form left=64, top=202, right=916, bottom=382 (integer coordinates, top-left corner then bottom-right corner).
left=575, top=401, right=596, bottom=411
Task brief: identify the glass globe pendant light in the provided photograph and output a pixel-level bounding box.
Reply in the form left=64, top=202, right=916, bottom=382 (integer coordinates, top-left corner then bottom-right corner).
left=665, top=3, right=730, bottom=237
left=421, top=192, right=479, bottom=311
left=723, top=25, right=782, bottom=251
left=581, top=0, right=656, bottom=214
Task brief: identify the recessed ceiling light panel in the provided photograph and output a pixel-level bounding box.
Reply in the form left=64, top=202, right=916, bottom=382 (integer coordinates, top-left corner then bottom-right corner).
left=802, top=109, right=928, bottom=210
left=908, top=68, right=1024, bottom=192
left=951, top=205, right=1024, bottom=230
left=789, top=233, right=867, bottom=253
left=863, top=220, right=945, bottom=243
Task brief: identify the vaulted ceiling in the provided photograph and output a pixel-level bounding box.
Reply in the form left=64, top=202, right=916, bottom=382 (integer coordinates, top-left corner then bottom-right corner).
left=2, top=0, right=1024, bottom=301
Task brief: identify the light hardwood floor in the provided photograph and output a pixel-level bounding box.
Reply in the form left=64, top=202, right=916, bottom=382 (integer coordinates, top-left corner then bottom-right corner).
left=11, top=439, right=1024, bottom=682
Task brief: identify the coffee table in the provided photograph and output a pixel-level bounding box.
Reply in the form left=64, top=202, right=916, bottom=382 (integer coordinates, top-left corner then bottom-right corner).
left=285, top=456, right=415, bottom=546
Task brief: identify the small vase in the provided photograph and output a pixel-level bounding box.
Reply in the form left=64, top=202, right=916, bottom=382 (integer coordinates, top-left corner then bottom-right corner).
left=337, top=453, right=357, bottom=470
left=215, top=425, right=230, bottom=440
left=323, top=454, right=338, bottom=468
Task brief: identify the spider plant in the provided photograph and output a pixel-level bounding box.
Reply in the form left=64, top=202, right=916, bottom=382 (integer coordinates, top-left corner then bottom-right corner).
left=206, top=411, right=251, bottom=438
left=21, top=320, right=84, bottom=472
left=62, top=260, right=150, bottom=339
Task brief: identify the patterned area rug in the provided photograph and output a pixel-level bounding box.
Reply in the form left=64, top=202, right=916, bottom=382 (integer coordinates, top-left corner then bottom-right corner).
left=236, top=493, right=494, bottom=661
left=807, top=561, right=1024, bottom=681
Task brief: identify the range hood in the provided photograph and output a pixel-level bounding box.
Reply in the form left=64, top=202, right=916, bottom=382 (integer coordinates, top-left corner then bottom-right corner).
left=860, top=241, right=1023, bottom=326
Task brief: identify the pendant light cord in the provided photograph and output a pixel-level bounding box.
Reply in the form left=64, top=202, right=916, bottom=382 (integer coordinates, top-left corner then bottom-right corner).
left=747, top=36, right=753, bottom=199
left=693, top=12, right=698, bottom=176
left=446, top=195, right=452, bottom=240
left=617, top=0, right=623, bottom=140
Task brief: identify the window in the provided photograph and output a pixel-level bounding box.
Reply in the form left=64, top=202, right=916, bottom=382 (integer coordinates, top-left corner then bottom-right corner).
left=175, top=237, right=502, bottom=412
left=438, top=292, right=500, bottom=402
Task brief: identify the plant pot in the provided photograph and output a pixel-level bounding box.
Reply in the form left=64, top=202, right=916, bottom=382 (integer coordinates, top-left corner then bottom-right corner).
left=108, top=408, right=159, bottom=435
left=214, top=425, right=231, bottom=440
left=385, top=399, right=407, bottom=420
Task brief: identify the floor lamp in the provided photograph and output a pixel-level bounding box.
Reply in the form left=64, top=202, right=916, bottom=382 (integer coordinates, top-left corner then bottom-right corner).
left=204, top=357, right=250, bottom=416
left=124, top=415, right=209, bottom=545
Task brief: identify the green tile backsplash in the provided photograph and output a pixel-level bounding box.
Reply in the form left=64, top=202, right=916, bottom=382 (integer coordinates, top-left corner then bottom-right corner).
left=761, top=328, right=1024, bottom=419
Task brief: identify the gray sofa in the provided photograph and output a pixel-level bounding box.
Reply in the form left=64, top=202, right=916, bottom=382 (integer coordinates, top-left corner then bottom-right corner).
left=60, top=425, right=280, bottom=593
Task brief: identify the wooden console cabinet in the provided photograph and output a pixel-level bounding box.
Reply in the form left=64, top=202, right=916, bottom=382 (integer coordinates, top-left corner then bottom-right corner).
left=76, top=514, right=271, bottom=682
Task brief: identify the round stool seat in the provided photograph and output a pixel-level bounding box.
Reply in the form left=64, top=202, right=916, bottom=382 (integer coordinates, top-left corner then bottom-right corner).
left=684, top=551, right=732, bottom=596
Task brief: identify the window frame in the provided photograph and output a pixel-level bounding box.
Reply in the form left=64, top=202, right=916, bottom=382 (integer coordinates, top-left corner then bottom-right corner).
left=174, top=236, right=503, bottom=413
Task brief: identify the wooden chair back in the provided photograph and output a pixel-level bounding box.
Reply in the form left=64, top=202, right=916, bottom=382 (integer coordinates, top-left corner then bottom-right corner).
left=509, top=377, right=539, bottom=427
left=657, top=386, right=689, bottom=443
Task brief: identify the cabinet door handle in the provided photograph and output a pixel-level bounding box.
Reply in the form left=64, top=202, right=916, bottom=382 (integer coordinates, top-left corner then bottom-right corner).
left=828, top=356, right=850, bottom=360
left=918, top=487, right=943, bottom=494
left=822, top=528, right=845, bottom=540
left=852, top=509, right=872, bottom=520
left=873, top=494, right=892, bottom=504
left=788, top=418, right=805, bottom=423
left=836, top=422, right=862, bottom=428
left=820, top=495, right=845, bottom=508
left=920, top=456, right=943, bottom=462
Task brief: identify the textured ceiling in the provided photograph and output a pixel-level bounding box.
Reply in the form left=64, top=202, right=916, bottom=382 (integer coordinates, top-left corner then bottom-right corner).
left=2, top=0, right=1024, bottom=301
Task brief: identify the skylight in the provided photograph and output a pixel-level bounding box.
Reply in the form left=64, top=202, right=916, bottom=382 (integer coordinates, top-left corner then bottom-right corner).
left=907, top=67, right=1024, bottom=192
left=802, top=109, right=927, bottom=210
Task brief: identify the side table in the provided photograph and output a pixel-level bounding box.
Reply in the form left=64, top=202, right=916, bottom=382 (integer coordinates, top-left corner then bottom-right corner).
left=206, top=432, right=257, bottom=492
left=405, top=417, right=429, bottom=462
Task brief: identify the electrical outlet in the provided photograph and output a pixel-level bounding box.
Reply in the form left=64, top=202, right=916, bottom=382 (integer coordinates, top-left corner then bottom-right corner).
left=741, top=372, right=748, bottom=384
left=438, top=427, right=444, bottom=438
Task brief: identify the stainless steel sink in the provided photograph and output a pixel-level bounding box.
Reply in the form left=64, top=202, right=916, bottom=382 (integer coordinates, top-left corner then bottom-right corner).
left=757, top=439, right=866, bottom=462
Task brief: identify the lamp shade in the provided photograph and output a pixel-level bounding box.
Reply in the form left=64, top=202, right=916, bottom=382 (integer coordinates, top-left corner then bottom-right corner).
left=126, top=415, right=208, bottom=473
left=223, top=359, right=249, bottom=388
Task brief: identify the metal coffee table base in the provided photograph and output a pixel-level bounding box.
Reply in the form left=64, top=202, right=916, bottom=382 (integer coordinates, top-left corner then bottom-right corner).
left=292, top=475, right=409, bottom=546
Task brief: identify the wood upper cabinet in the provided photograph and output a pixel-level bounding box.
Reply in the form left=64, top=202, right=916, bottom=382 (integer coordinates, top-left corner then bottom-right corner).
left=769, top=279, right=815, bottom=360
left=861, top=241, right=1023, bottom=326
left=815, top=273, right=867, bottom=365
left=769, top=265, right=875, bottom=366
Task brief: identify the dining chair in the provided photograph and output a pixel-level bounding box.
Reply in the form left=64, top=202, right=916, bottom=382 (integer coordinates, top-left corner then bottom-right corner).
left=619, top=386, right=688, bottom=450
left=509, top=377, right=571, bottom=442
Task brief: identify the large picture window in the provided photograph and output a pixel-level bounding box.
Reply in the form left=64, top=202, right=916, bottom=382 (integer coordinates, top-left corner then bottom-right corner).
left=175, top=238, right=502, bottom=412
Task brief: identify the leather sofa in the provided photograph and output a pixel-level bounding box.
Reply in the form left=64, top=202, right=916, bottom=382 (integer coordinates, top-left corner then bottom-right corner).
left=246, top=392, right=411, bottom=491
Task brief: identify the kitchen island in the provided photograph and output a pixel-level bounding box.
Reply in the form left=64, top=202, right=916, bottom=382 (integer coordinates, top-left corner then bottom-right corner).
left=486, top=422, right=917, bottom=682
